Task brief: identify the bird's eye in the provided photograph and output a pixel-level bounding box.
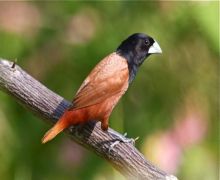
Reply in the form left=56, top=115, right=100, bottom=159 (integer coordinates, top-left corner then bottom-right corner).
left=145, top=40, right=150, bottom=46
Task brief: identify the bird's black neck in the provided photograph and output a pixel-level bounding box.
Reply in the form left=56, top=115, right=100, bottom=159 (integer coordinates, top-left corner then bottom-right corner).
left=116, top=50, right=146, bottom=83
left=127, top=63, right=138, bottom=83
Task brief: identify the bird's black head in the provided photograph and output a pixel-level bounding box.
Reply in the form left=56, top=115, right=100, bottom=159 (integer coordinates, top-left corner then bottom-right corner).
left=116, top=33, right=162, bottom=83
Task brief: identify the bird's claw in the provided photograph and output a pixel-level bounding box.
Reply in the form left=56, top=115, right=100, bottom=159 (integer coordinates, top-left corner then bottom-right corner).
left=109, top=141, right=120, bottom=152
left=108, top=132, right=139, bottom=152
left=121, top=132, right=139, bottom=145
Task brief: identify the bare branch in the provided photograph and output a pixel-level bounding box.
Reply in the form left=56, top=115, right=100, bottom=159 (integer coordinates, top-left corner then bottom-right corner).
left=0, top=59, right=178, bottom=180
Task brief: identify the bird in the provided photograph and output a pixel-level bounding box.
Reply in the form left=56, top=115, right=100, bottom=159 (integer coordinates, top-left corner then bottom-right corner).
left=42, top=33, right=162, bottom=144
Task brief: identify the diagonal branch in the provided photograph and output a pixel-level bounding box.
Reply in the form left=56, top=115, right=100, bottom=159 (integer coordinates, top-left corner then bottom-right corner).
left=0, top=59, right=177, bottom=180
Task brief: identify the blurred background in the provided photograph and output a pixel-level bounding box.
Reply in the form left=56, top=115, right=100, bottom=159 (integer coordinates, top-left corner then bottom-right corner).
left=0, top=1, right=218, bottom=180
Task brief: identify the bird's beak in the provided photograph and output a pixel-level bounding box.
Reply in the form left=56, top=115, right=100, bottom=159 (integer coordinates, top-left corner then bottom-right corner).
left=148, top=40, right=162, bottom=54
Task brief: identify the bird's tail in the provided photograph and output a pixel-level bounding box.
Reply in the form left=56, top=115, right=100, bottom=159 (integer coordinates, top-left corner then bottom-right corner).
left=41, top=116, right=69, bottom=144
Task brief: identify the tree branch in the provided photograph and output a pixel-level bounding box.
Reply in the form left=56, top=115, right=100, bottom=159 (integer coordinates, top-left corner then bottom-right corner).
left=0, top=59, right=177, bottom=180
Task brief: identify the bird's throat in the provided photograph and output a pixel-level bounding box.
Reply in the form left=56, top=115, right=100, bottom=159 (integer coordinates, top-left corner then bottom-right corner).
left=116, top=50, right=140, bottom=84
left=128, top=63, right=138, bottom=83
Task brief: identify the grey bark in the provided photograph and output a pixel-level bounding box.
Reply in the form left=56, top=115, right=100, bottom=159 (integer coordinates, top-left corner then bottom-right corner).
left=0, top=59, right=178, bottom=180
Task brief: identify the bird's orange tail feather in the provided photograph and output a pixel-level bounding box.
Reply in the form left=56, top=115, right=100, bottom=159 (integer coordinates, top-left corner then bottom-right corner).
left=41, top=117, right=69, bottom=144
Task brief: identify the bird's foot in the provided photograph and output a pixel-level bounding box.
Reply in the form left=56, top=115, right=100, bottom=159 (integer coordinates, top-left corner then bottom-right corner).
left=108, top=132, right=139, bottom=152
left=113, top=132, right=139, bottom=145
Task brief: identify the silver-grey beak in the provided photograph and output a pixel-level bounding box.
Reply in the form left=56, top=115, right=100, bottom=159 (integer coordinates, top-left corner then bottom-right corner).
left=148, top=40, right=162, bottom=54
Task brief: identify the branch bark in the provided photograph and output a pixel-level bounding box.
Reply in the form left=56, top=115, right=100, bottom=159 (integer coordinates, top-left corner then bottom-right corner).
left=0, top=59, right=177, bottom=180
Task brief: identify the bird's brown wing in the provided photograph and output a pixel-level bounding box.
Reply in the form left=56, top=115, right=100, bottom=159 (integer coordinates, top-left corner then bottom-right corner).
left=70, top=53, right=129, bottom=110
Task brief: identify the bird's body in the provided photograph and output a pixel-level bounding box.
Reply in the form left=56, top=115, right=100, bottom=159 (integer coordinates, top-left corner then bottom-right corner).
left=42, top=33, right=162, bottom=143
